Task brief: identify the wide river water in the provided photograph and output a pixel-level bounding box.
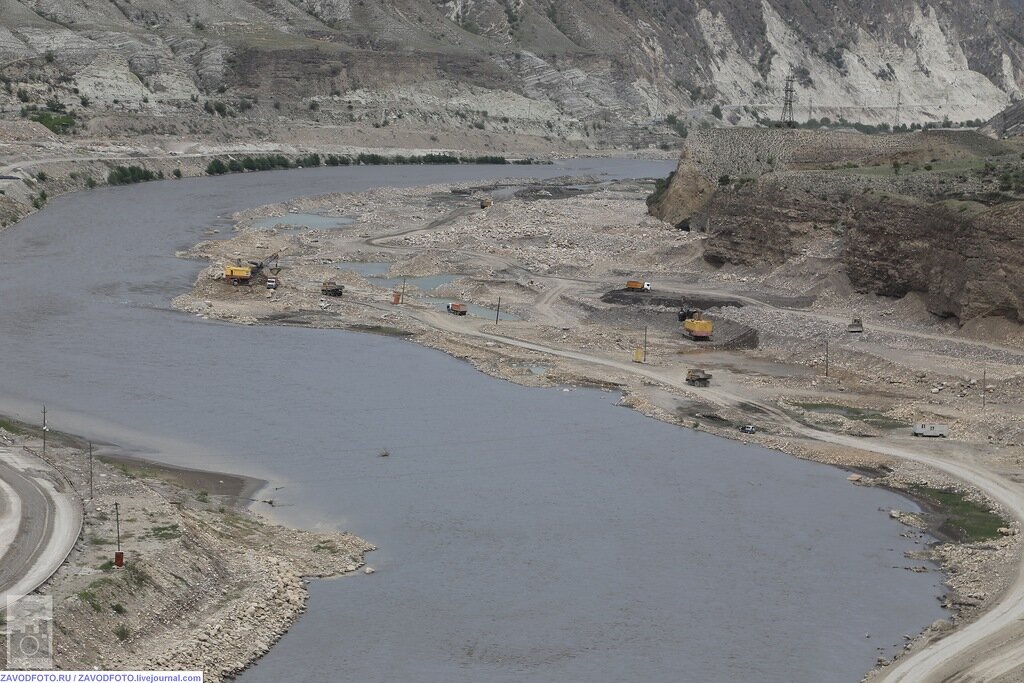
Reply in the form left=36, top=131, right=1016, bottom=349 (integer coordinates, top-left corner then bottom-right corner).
left=0, top=161, right=946, bottom=681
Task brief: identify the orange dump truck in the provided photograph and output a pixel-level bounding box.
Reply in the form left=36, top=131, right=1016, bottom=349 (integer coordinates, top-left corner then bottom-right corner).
left=626, top=280, right=651, bottom=292
left=446, top=302, right=468, bottom=316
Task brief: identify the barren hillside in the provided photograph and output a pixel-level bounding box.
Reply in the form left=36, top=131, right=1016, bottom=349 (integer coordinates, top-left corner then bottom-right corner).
left=0, top=0, right=1022, bottom=145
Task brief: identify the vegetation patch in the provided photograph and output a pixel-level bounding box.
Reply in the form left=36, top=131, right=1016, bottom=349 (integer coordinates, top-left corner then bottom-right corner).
left=206, top=153, right=541, bottom=177
left=77, top=590, right=103, bottom=612
left=793, top=401, right=908, bottom=430
left=108, top=166, right=162, bottom=186
left=146, top=524, right=181, bottom=540
left=906, top=485, right=1006, bottom=542
left=646, top=171, right=674, bottom=207
left=30, top=110, right=76, bottom=134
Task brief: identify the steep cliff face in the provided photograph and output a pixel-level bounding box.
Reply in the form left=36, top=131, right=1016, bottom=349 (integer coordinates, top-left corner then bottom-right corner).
left=650, top=128, right=1023, bottom=325
left=0, top=0, right=1022, bottom=134
left=848, top=199, right=1024, bottom=323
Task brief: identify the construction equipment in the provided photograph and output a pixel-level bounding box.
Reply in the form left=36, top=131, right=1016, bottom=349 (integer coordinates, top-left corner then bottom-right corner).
left=847, top=317, right=864, bottom=333
left=223, top=252, right=279, bottom=286
left=685, top=369, right=712, bottom=387
left=321, top=281, right=345, bottom=296
left=446, top=302, right=468, bottom=316
left=626, top=280, right=651, bottom=292
left=678, top=305, right=701, bottom=322
left=266, top=277, right=278, bottom=290
left=480, top=197, right=493, bottom=209
left=682, top=310, right=714, bottom=341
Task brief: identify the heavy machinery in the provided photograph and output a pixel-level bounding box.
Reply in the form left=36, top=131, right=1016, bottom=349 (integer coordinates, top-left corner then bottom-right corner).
left=847, top=317, right=864, bottom=333
left=321, top=281, right=345, bottom=296
left=682, top=310, right=714, bottom=341
left=678, top=305, right=701, bottom=322
left=685, top=369, right=712, bottom=387
left=446, top=302, right=468, bottom=316
left=224, top=252, right=279, bottom=286
left=626, top=280, right=651, bottom=292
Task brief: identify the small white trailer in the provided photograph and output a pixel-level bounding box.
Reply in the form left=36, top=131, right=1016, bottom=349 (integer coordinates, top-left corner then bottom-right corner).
left=913, top=422, right=949, bottom=438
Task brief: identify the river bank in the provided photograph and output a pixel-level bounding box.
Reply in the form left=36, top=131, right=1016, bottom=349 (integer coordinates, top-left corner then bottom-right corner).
left=171, top=173, right=1023, bottom=678
left=0, top=419, right=374, bottom=681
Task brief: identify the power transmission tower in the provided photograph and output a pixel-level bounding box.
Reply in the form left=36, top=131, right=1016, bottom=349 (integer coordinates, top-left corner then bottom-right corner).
left=895, top=90, right=902, bottom=128
left=782, top=74, right=796, bottom=126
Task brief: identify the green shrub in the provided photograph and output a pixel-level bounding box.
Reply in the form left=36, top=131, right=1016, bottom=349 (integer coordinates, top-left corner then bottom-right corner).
left=107, top=166, right=157, bottom=185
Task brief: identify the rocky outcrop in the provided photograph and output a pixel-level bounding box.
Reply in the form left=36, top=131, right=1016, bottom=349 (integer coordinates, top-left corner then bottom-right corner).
left=650, top=127, right=1024, bottom=325
left=982, top=100, right=1024, bottom=138
left=701, top=181, right=837, bottom=267
left=847, top=199, right=1024, bottom=323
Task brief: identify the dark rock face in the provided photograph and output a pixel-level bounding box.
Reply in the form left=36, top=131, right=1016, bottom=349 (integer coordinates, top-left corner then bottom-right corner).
left=651, top=128, right=1024, bottom=325
left=702, top=185, right=834, bottom=268
left=845, top=199, right=962, bottom=301
left=848, top=200, right=1024, bottom=323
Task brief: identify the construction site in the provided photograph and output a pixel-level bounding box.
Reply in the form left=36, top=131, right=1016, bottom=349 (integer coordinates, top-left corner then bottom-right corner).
left=167, top=125, right=1024, bottom=679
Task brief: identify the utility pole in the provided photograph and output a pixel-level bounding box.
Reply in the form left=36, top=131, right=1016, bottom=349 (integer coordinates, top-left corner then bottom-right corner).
left=807, top=97, right=813, bottom=121
left=895, top=90, right=902, bottom=128
left=825, top=339, right=830, bottom=378
left=88, top=442, right=94, bottom=500
left=495, top=297, right=501, bottom=325
left=983, top=368, right=987, bottom=410
left=400, top=277, right=406, bottom=304
left=114, top=502, right=121, bottom=552
left=41, top=405, right=47, bottom=455
left=643, top=326, right=648, bottom=363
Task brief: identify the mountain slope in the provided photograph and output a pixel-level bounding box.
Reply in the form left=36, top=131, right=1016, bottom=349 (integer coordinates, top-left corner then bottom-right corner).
left=1, top=0, right=1022, bottom=140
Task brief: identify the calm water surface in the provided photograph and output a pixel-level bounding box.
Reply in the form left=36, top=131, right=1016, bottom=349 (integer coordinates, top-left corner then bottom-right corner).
left=0, top=162, right=945, bottom=682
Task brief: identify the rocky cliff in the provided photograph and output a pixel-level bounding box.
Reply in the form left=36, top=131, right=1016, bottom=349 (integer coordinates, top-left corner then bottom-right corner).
left=847, top=199, right=1024, bottom=323
left=650, top=128, right=1024, bottom=325
left=0, top=0, right=1023, bottom=141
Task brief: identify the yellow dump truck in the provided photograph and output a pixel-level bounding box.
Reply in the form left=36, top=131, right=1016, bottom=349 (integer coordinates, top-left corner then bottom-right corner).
left=224, top=264, right=254, bottom=285
left=685, top=369, right=712, bottom=387
left=683, top=312, right=714, bottom=341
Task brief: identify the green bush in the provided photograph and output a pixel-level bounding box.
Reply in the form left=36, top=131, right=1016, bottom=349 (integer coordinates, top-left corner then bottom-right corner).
left=108, top=166, right=158, bottom=185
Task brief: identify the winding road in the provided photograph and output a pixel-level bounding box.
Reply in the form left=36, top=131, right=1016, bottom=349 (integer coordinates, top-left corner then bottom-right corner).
left=0, top=448, right=82, bottom=604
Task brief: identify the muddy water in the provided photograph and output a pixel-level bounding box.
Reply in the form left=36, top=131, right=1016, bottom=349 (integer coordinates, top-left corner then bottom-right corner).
left=0, top=161, right=945, bottom=681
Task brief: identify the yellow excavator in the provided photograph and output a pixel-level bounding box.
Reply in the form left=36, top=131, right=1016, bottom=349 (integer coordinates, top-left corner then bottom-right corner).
left=679, top=305, right=713, bottom=341
left=224, top=253, right=279, bottom=286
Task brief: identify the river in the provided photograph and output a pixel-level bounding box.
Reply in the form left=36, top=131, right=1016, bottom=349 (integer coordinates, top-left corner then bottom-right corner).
left=0, top=160, right=946, bottom=681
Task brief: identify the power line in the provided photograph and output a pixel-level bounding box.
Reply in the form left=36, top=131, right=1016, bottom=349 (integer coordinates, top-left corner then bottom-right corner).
left=782, top=74, right=795, bottom=125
